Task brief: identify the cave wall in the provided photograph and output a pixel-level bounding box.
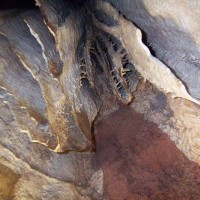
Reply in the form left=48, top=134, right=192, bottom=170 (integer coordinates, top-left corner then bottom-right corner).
left=0, top=0, right=200, bottom=199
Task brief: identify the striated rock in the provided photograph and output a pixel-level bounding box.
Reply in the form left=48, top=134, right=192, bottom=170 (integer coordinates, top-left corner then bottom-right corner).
left=108, top=0, right=200, bottom=100
left=0, top=0, right=200, bottom=199
left=0, top=97, right=103, bottom=199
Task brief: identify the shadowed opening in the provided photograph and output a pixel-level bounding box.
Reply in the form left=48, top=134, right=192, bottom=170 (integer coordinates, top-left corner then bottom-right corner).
left=0, top=0, right=37, bottom=10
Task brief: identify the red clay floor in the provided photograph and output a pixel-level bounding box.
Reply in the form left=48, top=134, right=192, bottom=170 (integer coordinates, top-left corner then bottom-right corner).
left=93, top=105, right=200, bottom=200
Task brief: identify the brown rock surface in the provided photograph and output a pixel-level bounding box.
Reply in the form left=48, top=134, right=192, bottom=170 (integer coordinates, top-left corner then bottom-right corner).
left=0, top=163, right=20, bottom=200
left=94, top=105, right=200, bottom=200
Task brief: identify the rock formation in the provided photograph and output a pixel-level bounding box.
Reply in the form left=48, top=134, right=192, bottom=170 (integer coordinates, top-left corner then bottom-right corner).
left=0, top=0, right=200, bottom=199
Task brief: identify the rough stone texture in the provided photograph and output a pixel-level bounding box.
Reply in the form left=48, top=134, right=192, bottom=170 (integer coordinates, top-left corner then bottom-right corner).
left=96, top=1, right=199, bottom=105
left=94, top=105, right=200, bottom=200
left=0, top=0, right=200, bottom=199
left=131, top=82, right=200, bottom=164
left=0, top=97, right=103, bottom=200
left=95, top=1, right=200, bottom=165
left=108, top=0, right=200, bottom=100
left=0, top=164, right=20, bottom=200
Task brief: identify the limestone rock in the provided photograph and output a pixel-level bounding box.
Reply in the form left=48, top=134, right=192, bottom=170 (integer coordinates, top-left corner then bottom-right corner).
left=0, top=0, right=200, bottom=199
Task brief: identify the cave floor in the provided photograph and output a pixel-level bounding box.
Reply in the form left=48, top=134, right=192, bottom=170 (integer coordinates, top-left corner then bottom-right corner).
left=93, top=105, right=200, bottom=200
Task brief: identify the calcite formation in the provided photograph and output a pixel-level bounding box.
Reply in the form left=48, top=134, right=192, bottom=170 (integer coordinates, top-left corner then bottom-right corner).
left=0, top=0, right=200, bottom=199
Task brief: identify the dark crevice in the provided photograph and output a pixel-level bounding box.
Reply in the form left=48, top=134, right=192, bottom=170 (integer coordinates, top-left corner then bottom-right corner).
left=0, top=0, right=37, bottom=10
left=93, top=8, right=118, bottom=27
left=139, top=28, right=192, bottom=97
left=140, top=29, right=156, bottom=57
left=107, top=1, right=157, bottom=58
left=90, top=47, right=104, bottom=74
left=107, top=1, right=198, bottom=99
left=65, top=0, right=87, bottom=10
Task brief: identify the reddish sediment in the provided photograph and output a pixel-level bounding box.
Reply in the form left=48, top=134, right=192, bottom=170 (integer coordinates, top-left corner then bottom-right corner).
left=93, top=105, right=200, bottom=200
